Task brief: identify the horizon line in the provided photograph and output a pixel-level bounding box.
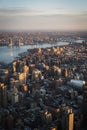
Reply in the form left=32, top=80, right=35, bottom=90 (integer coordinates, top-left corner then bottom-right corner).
left=0, top=29, right=87, bottom=32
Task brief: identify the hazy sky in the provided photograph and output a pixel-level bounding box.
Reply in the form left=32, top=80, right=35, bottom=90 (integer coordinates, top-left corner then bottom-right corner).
left=0, top=0, right=87, bottom=31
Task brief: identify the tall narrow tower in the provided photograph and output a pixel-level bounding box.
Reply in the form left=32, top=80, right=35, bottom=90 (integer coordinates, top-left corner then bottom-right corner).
left=62, top=108, right=74, bottom=130
left=67, top=109, right=74, bottom=130
left=0, top=83, right=7, bottom=107
left=9, top=38, right=13, bottom=47
left=18, top=39, right=21, bottom=47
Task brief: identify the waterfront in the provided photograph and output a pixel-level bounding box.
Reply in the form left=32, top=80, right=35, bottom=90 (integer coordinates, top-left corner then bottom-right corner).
left=0, top=41, right=87, bottom=130
left=0, top=40, right=84, bottom=64
left=0, top=42, right=69, bottom=64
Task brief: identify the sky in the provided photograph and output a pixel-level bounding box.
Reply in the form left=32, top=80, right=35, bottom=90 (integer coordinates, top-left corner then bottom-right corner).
left=0, top=0, right=87, bottom=31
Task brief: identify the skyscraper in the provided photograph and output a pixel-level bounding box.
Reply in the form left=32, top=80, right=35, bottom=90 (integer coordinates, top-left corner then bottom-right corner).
left=62, top=108, right=74, bottom=130
left=8, top=38, right=13, bottom=47
left=0, top=83, right=7, bottom=107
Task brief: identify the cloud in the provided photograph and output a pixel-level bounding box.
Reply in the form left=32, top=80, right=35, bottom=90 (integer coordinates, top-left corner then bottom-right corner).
left=1, top=7, right=87, bottom=17
left=80, top=11, right=87, bottom=16
left=0, top=7, right=44, bottom=16
left=0, top=8, right=87, bottom=31
left=0, top=7, right=80, bottom=17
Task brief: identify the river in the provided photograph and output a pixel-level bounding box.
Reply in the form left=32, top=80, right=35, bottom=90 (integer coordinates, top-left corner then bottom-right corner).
left=0, top=40, right=84, bottom=64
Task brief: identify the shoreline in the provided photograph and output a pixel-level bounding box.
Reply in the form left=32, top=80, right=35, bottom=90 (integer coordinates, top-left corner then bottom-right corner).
left=0, top=41, right=85, bottom=65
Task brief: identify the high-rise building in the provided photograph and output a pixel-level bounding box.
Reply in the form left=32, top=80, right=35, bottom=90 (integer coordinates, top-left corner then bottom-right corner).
left=8, top=38, right=13, bottom=47
left=0, top=83, right=7, bottom=107
left=68, top=109, right=74, bottom=130
left=32, top=69, right=42, bottom=81
left=62, top=108, right=74, bottom=130
left=11, top=93, right=19, bottom=105
left=12, top=61, right=17, bottom=72
left=19, top=72, right=27, bottom=84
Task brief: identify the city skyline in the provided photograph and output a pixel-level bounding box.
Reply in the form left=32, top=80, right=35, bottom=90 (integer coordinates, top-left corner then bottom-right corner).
left=0, top=0, right=87, bottom=31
